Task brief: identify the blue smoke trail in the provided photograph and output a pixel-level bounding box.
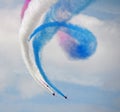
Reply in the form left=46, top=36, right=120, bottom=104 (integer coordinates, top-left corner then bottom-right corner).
left=30, top=22, right=97, bottom=97
left=44, top=0, right=94, bottom=22
left=29, top=0, right=97, bottom=98
left=41, top=0, right=95, bottom=59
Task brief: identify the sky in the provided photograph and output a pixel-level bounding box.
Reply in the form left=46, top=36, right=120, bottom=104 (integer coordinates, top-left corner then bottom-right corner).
left=0, top=0, right=120, bottom=112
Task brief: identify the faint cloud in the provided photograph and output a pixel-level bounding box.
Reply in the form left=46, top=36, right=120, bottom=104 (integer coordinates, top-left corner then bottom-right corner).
left=17, top=75, right=45, bottom=99
left=0, top=0, right=23, bottom=8
left=0, top=103, right=118, bottom=112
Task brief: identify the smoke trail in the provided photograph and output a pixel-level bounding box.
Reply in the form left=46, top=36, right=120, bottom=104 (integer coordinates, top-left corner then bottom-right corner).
left=19, top=0, right=97, bottom=98
left=29, top=22, right=97, bottom=97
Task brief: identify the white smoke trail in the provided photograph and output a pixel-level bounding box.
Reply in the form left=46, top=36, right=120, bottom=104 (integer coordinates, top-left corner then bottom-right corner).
left=19, top=0, right=57, bottom=95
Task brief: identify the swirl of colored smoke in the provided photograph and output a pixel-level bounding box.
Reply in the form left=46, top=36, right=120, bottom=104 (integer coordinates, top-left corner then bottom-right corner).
left=19, top=0, right=97, bottom=98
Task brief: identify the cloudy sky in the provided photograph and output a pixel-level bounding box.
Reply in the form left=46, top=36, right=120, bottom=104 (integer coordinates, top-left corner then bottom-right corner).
left=0, top=0, right=120, bottom=112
